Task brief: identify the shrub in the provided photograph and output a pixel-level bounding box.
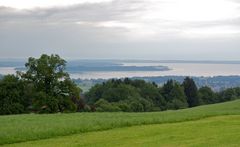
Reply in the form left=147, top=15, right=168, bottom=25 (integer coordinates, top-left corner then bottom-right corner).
left=95, top=99, right=121, bottom=112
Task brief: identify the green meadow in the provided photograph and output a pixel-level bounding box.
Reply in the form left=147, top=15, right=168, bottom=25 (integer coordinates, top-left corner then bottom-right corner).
left=1, top=100, right=240, bottom=146
left=5, top=115, right=240, bottom=147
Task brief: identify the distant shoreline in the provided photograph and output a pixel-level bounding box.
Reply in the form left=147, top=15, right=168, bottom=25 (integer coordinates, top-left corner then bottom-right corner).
left=1, top=60, right=240, bottom=79
left=1, top=59, right=240, bottom=66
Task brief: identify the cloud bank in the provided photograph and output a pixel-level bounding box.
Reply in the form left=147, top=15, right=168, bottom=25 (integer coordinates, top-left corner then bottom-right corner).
left=0, top=0, right=240, bottom=60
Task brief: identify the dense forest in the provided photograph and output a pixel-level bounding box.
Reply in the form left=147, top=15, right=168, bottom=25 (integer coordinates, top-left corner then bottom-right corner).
left=85, top=78, right=240, bottom=112
left=1, top=54, right=240, bottom=115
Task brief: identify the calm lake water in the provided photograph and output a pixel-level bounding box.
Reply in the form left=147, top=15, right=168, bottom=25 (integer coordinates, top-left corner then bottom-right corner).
left=71, top=63, right=240, bottom=79
left=1, top=63, right=240, bottom=79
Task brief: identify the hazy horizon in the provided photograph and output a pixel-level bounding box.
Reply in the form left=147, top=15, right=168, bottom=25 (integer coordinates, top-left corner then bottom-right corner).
left=0, top=58, right=240, bottom=62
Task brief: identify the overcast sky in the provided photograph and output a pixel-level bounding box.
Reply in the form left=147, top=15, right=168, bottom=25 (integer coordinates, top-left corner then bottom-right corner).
left=0, top=0, right=240, bottom=60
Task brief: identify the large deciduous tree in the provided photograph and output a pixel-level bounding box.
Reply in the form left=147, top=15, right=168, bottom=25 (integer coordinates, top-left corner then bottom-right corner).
left=19, top=54, right=81, bottom=113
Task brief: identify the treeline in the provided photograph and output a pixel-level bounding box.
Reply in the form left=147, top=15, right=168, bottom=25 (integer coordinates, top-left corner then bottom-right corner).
left=85, top=77, right=240, bottom=112
left=1, top=54, right=240, bottom=115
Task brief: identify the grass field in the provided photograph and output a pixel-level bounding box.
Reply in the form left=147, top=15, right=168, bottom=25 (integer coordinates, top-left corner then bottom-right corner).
left=1, top=100, right=240, bottom=146
left=5, top=115, right=240, bottom=147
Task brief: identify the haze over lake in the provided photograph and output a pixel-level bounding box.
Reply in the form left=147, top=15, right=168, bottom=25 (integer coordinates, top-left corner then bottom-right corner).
left=1, top=60, right=239, bottom=79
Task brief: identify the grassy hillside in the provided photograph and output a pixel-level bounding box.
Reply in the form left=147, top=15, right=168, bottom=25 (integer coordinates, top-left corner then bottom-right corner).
left=5, top=115, right=240, bottom=147
left=1, top=100, right=240, bottom=145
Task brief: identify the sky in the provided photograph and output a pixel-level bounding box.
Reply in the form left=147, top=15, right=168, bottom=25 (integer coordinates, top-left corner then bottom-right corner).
left=0, top=0, right=240, bottom=60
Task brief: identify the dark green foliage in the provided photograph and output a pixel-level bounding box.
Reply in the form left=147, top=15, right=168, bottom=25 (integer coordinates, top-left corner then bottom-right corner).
left=86, top=79, right=162, bottom=112
left=198, top=86, right=217, bottom=104
left=0, top=54, right=81, bottom=115
left=0, top=75, right=26, bottom=114
left=87, top=77, right=240, bottom=112
left=218, top=88, right=238, bottom=102
left=129, top=100, right=144, bottom=112
left=234, top=87, right=240, bottom=96
left=87, top=79, right=188, bottom=112
left=182, top=77, right=199, bottom=107
left=20, top=54, right=68, bottom=94
left=102, top=84, right=140, bottom=102
left=115, top=102, right=132, bottom=112
left=85, top=80, right=141, bottom=104
left=32, top=92, right=55, bottom=113
left=19, top=54, right=81, bottom=113
left=95, top=99, right=121, bottom=112
left=162, top=80, right=188, bottom=109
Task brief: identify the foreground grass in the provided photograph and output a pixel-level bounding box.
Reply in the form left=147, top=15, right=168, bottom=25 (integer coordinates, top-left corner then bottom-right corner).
left=5, top=115, right=240, bottom=147
left=1, top=100, right=240, bottom=145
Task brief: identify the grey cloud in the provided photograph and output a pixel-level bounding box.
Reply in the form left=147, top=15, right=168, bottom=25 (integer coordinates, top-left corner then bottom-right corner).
left=1, top=19, right=239, bottom=60
left=177, top=17, right=240, bottom=29
left=0, top=0, right=239, bottom=60
left=0, top=0, right=145, bottom=24
left=1, top=0, right=239, bottom=30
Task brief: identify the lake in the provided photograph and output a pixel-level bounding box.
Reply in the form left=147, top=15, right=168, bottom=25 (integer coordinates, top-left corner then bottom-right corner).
left=70, top=62, right=240, bottom=79
left=1, top=61, right=240, bottom=79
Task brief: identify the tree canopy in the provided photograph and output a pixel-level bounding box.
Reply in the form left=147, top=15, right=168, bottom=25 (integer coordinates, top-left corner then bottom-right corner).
left=0, top=54, right=82, bottom=114
left=182, top=77, right=199, bottom=107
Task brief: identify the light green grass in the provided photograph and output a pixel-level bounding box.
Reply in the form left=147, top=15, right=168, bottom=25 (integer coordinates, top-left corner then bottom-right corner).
left=5, top=115, right=240, bottom=147
left=1, top=100, right=240, bottom=145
